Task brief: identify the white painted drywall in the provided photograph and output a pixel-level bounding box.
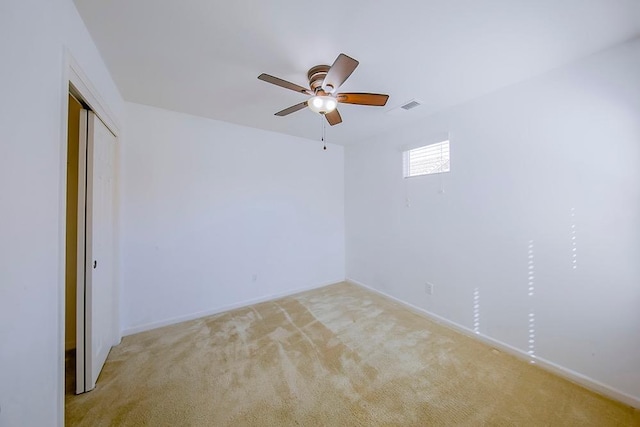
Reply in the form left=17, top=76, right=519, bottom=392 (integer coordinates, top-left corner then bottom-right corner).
left=345, top=38, right=640, bottom=402
left=121, top=103, right=345, bottom=333
left=0, top=1, right=124, bottom=425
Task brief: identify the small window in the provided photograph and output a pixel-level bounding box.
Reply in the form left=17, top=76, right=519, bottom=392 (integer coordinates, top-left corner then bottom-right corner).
left=403, top=140, right=450, bottom=178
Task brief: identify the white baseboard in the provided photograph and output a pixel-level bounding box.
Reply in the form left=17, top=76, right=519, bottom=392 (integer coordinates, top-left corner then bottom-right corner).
left=121, top=279, right=342, bottom=337
left=346, top=278, right=640, bottom=409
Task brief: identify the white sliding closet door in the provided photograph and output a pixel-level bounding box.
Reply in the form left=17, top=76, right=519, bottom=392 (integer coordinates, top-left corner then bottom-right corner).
left=76, top=110, right=118, bottom=393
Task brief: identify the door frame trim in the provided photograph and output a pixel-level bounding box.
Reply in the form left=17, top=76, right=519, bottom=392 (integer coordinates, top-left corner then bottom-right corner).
left=58, top=48, right=122, bottom=426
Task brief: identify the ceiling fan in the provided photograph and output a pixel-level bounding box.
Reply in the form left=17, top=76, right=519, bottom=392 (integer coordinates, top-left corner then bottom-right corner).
left=258, top=53, right=389, bottom=126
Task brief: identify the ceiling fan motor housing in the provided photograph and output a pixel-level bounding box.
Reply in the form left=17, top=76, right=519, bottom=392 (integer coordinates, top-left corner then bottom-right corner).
left=307, top=65, right=331, bottom=93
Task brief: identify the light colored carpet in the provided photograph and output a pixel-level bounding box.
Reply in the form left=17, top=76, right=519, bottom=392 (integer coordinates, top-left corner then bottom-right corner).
left=66, top=282, right=640, bottom=426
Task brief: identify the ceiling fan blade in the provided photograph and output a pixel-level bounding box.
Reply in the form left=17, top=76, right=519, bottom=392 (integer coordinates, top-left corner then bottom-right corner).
left=258, top=73, right=312, bottom=95
left=275, top=101, right=308, bottom=116
left=325, top=109, right=342, bottom=126
left=336, top=92, right=389, bottom=106
left=322, top=54, right=359, bottom=93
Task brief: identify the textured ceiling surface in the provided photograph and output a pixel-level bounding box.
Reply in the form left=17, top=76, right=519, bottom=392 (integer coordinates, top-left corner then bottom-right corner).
left=74, top=0, right=640, bottom=144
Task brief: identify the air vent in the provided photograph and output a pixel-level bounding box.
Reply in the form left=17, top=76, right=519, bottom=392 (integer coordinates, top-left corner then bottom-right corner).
left=386, top=99, right=424, bottom=115
left=401, top=100, right=421, bottom=110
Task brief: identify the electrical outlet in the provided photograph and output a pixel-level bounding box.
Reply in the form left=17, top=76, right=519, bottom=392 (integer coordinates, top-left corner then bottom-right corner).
left=425, top=282, right=434, bottom=295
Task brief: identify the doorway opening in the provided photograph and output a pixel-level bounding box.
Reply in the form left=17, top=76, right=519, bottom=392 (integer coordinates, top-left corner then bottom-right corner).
left=64, top=83, right=119, bottom=409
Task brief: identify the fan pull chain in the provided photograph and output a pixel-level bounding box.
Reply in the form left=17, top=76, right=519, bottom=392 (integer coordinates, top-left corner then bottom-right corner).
left=321, top=115, right=327, bottom=150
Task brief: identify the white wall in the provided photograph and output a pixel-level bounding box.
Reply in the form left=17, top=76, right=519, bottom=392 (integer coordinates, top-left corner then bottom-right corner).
left=122, top=103, right=344, bottom=333
left=345, top=38, right=640, bottom=404
left=0, top=1, right=124, bottom=426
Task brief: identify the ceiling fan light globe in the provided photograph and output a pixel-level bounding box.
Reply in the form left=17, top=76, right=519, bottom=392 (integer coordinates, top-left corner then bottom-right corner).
left=308, top=95, right=338, bottom=114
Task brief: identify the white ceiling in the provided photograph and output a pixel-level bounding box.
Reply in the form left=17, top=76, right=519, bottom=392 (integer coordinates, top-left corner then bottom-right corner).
left=74, top=0, right=640, bottom=145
